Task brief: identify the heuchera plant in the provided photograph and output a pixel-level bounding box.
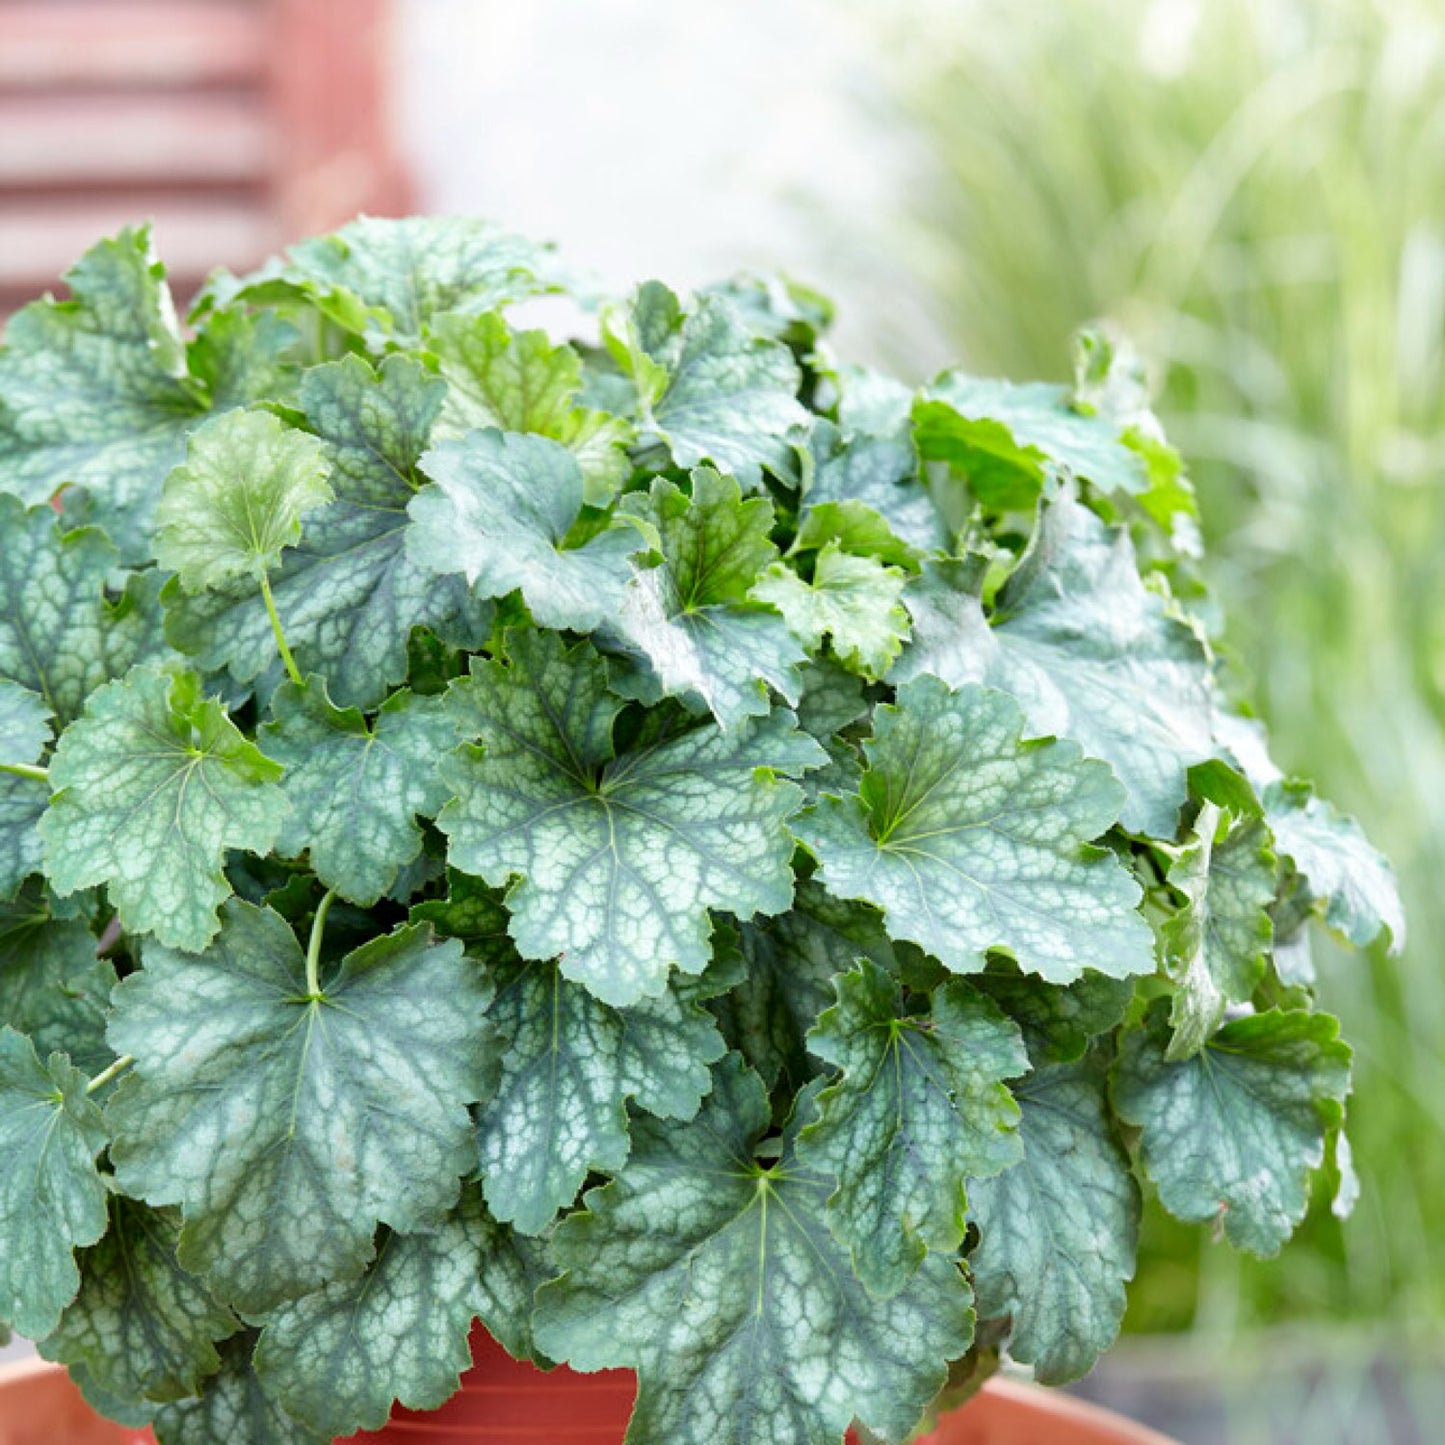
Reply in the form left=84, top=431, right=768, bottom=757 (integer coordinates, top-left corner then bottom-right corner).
left=0, top=219, right=1404, bottom=1445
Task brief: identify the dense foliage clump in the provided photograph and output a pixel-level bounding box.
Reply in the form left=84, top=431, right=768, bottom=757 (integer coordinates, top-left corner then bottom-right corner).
left=0, top=219, right=1402, bottom=1445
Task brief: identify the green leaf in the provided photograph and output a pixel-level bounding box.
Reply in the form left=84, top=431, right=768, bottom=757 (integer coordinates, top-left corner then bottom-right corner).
left=429, top=311, right=632, bottom=504
left=106, top=901, right=496, bottom=1313
left=799, top=961, right=1026, bottom=1295
left=164, top=354, right=492, bottom=710
left=753, top=542, right=910, bottom=679
left=41, top=667, right=288, bottom=952
left=477, top=959, right=726, bottom=1233
left=803, top=417, right=945, bottom=558
left=0, top=772, right=46, bottom=904
left=254, top=215, right=560, bottom=341
left=0, top=228, right=208, bottom=559
left=608, top=469, right=807, bottom=726
left=0, top=679, right=53, bottom=764
left=151, top=1333, right=323, bottom=1445
left=974, top=967, right=1136, bottom=1068
left=0, top=498, right=167, bottom=725
left=1264, top=779, right=1406, bottom=952
left=41, top=1197, right=238, bottom=1403
left=534, top=1056, right=975, bottom=1445
left=0, top=1027, right=110, bottom=1337
left=440, top=628, right=823, bottom=1006
left=798, top=676, right=1154, bottom=984
left=612, top=283, right=808, bottom=485
left=913, top=373, right=1147, bottom=509
left=0, top=879, right=115, bottom=1073
left=1162, top=804, right=1276, bottom=1060
left=253, top=1186, right=498, bottom=1438
left=0, top=680, right=54, bottom=899
left=471, top=1207, right=559, bottom=1365
left=409, top=867, right=513, bottom=953
left=69, top=1361, right=156, bottom=1430
left=710, top=881, right=894, bottom=1090
left=1114, top=1003, right=1352, bottom=1255
left=967, top=1053, right=1139, bottom=1384
left=155, top=410, right=332, bottom=593
left=408, top=429, right=642, bottom=631
left=895, top=489, right=1214, bottom=835
left=260, top=680, right=456, bottom=906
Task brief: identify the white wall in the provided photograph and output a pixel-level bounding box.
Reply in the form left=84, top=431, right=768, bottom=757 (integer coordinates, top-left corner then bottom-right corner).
left=392, top=0, right=955, bottom=375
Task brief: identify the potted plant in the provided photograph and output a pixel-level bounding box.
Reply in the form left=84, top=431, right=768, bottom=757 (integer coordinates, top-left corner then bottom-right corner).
left=0, top=219, right=1401, bottom=1445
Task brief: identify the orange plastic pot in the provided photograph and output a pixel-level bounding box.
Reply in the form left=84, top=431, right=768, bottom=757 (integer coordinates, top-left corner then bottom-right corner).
left=0, top=1329, right=1176, bottom=1445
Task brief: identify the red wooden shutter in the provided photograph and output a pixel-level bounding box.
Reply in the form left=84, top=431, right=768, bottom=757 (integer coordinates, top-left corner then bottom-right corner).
left=0, top=0, right=410, bottom=311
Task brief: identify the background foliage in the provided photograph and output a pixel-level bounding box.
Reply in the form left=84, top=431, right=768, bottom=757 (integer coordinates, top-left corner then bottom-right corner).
left=873, top=0, right=1445, bottom=1339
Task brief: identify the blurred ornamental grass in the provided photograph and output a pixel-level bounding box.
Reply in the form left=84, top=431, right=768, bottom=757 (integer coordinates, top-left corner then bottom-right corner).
left=869, top=0, right=1445, bottom=1334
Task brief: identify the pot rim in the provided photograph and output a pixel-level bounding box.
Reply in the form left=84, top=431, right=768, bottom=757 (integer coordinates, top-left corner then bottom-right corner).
left=0, top=1355, right=1179, bottom=1445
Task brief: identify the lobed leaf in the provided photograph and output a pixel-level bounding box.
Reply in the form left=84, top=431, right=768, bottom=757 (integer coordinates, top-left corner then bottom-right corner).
left=164, top=354, right=492, bottom=710
left=408, top=428, right=643, bottom=632
left=106, top=902, right=497, bottom=1314
left=1114, top=1002, right=1352, bottom=1256
left=800, top=961, right=1026, bottom=1295
left=609, top=468, right=807, bottom=726
left=799, top=676, right=1155, bottom=984
left=535, top=1057, right=975, bottom=1445
left=0, top=1027, right=110, bottom=1338
left=155, top=410, right=332, bottom=593
left=439, top=628, right=824, bottom=1005
left=253, top=1187, right=500, bottom=1438
left=261, top=680, right=456, bottom=906
left=968, top=1052, right=1138, bottom=1384
left=41, top=667, right=288, bottom=951
left=895, top=489, right=1214, bottom=836
left=42, top=1198, right=238, bottom=1404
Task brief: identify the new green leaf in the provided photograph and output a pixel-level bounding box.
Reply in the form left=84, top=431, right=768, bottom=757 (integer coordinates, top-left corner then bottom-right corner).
left=430, top=311, right=632, bottom=503
left=0, top=1027, right=110, bottom=1338
left=106, top=902, right=496, bottom=1313
left=1114, top=1003, right=1352, bottom=1255
left=440, top=628, right=823, bottom=1005
left=535, top=1057, right=975, bottom=1445
left=800, top=961, right=1026, bottom=1295
left=41, top=667, right=288, bottom=952
left=1163, top=804, right=1276, bottom=1059
left=164, top=355, right=492, bottom=710
left=609, top=468, right=807, bottom=726
left=967, top=1053, right=1138, bottom=1384
left=155, top=410, right=331, bottom=593
left=753, top=542, right=910, bottom=679
left=799, top=676, right=1154, bottom=983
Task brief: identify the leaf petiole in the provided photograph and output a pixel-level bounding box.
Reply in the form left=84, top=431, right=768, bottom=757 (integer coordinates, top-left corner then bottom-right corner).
left=0, top=760, right=48, bottom=783
left=86, top=1055, right=135, bottom=1094
left=305, top=888, right=339, bottom=997
left=260, top=571, right=305, bottom=688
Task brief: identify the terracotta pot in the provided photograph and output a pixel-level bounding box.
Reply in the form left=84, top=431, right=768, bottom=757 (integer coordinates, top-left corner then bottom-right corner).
left=0, top=1331, right=1176, bottom=1445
